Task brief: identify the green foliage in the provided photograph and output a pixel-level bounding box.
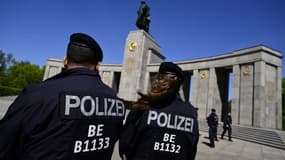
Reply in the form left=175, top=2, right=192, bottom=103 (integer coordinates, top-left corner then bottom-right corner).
left=6, top=61, right=44, bottom=89
left=0, top=52, right=45, bottom=96
left=0, top=85, right=22, bottom=96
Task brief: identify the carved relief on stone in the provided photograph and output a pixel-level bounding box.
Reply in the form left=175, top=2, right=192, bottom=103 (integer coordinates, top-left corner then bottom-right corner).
left=266, top=81, right=276, bottom=101
left=243, top=66, right=251, bottom=76
left=200, top=70, right=208, bottom=79
left=48, top=67, right=59, bottom=78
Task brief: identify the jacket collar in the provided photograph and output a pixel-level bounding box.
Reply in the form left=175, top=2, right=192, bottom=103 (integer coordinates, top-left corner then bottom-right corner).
left=45, top=68, right=100, bottom=81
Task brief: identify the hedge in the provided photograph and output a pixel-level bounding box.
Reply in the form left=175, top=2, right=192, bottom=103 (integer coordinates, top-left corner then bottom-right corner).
left=0, top=85, right=22, bottom=96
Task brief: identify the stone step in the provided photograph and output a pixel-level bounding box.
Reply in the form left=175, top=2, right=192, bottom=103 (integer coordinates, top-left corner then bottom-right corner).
left=233, top=134, right=285, bottom=150
left=233, top=132, right=283, bottom=145
left=278, top=131, right=285, bottom=142
left=198, top=121, right=285, bottom=150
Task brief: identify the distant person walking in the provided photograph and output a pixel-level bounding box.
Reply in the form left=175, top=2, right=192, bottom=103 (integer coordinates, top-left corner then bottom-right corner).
left=207, top=108, right=219, bottom=148
left=221, top=112, right=233, bottom=141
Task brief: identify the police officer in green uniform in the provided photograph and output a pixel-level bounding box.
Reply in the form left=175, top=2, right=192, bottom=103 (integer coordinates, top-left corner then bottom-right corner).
left=119, top=62, right=199, bottom=160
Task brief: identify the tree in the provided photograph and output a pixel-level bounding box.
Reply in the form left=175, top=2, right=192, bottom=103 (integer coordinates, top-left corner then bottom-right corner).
left=6, top=61, right=45, bottom=89
left=0, top=50, right=15, bottom=72
left=0, top=51, right=45, bottom=96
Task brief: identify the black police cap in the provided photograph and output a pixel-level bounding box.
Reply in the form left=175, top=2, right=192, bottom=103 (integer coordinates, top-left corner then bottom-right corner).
left=159, top=62, right=184, bottom=81
left=69, top=33, right=103, bottom=62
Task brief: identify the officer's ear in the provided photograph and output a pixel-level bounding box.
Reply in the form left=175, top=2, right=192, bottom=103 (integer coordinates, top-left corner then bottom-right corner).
left=63, top=56, right=68, bottom=68
left=95, top=62, right=100, bottom=72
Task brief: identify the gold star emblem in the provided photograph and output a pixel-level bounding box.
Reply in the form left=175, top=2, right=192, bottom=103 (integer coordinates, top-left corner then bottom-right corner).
left=128, top=42, right=137, bottom=52
left=200, top=71, right=207, bottom=79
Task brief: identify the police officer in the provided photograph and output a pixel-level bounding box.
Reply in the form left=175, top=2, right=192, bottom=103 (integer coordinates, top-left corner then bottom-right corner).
left=221, top=112, right=232, bottom=141
left=207, top=108, right=219, bottom=148
left=119, top=62, right=199, bottom=160
left=0, top=33, right=125, bottom=160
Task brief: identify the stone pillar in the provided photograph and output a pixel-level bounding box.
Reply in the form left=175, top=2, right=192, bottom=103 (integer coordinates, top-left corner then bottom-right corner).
left=239, top=64, right=254, bottom=126
left=264, top=64, right=279, bottom=128
left=253, top=61, right=265, bottom=127
left=43, top=58, right=64, bottom=80
left=101, top=71, right=114, bottom=88
left=181, top=72, right=191, bottom=102
left=276, top=67, right=282, bottom=129
left=196, top=69, right=209, bottom=119
left=191, top=70, right=199, bottom=115
left=232, top=65, right=240, bottom=124
left=143, top=49, right=165, bottom=94
left=118, top=30, right=162, bottom=101
left=207, top=68, right=220, bottom=117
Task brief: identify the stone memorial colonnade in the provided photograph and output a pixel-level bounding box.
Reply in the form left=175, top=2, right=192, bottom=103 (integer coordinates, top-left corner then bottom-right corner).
left=44, top=30, right=282, bottom=129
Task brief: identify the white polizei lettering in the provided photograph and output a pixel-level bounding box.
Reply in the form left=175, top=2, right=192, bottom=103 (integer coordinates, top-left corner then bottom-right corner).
left=104, top=98, right=108, bottom=115
left=64, top=95, right=125, bottom=117
left=147, top=110, right=158, bottom=125
left=185, top=117, right=194, bottom=132
left=65, top=95, right=80, bottom=115
left=147, top=110, right=194, bottom=133
left=157, top=112, right=168, bottom=127
left=96, top=97, right=104, bottom=116
left=116, top=100, right=124, bottom=116
left=95, top=97, right=100, bottom=114
left=107, top=98, right=116, bottom=116
left=80, top=96, right=95, bottom=116
left=167, top=114, right=175, bottom=129
left=177, top=116, right=185, bottom=131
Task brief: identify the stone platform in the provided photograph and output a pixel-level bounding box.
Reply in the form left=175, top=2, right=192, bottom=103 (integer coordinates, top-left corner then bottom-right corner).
left=1, top=97, right=284, bottom=159
left=111, top=131, right=285, bottom=160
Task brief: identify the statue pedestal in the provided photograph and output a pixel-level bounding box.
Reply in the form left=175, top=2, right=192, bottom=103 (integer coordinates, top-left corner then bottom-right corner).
left=118, top=30, right=164, bottom=102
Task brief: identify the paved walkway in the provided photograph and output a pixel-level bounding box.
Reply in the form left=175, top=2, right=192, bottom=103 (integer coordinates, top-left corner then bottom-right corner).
left=1, top=98, right=284, bottom=159
left=192, top=132, right=284, bottom=160
left=112, top=131, right=285, bottom=160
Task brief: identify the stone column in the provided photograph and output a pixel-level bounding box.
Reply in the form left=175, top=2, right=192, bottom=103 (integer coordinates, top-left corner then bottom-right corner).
left=263, top=64, right=279, bottom=128
left=118, top=30, right=162, bottom=101
left=196, top=69, right=209, bottom=119
left=101, top=71, right=114, bottom=88
left=191, top=70, right=199, bottom=114
left=143, top=49, right=165, bottom=95
left=180, top=72, right=191, bottom=102
left=239, top=64, right=254, bottom=126
left=231, top=65, right=240, bottom=124
left=207, top=68, right=218, bottom=116
left=253, top=61, right=265, bottom=127
left=43, top=58, right=64, bottom=80
left=276, top=67, right=282, bottom=129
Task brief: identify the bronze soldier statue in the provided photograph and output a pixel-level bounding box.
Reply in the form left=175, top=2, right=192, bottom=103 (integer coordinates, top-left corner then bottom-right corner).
left=136, top=0, right=150, bottom=33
